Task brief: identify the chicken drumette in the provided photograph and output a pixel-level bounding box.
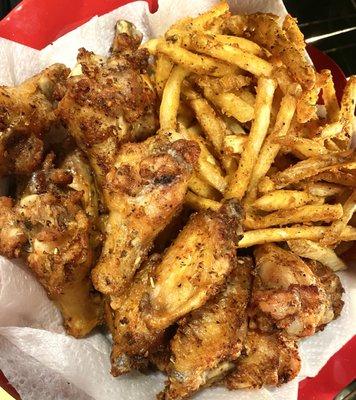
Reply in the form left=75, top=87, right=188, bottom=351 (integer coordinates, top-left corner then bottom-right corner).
left=0, top=63, right=69, bottom=176
left=249, top=244, right=343, bottom=338
left=0, top=151, right=102, bottom=337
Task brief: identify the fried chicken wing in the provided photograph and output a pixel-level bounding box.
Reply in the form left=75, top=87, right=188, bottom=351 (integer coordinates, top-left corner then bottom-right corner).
left=225, top=331, right=301, bottom=389
left=110, top=201, right=243, bottom=375
left=58, top=21, right=158, bottom=184
left=0, top=63, right=69, bottom=176
left=249, top=244, right=342, bottom=337
left=92, top=133, right=199, bottom=296
left=159, top=256, right=252, bottom=400
left=0, top=153, right=102, bottom=337
left=142, top=200, right=244, bottom=330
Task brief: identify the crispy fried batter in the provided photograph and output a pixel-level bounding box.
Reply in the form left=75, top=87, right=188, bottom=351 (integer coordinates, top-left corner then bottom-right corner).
left=58, top=21, right=158, bottom=184
left=249, top=244, right=341, bottom=337
left=159, top=256, right=252, bottom=400
left=0, top=64, right=69, bottom=176
left=92, top=133, right=199, bottom=296
left=225, top=331, right=301, bottom=389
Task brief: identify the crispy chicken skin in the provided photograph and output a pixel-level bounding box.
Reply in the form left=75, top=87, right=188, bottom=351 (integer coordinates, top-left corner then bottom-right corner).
left=110, top=201, right=243, bottom=375
left=225, top=331, right=301, bottom=389
left=0, top=63, right=69, bottom=176
left=159, top=256, right=252, bottom=400
left=0, top=153, right=102, bottom=337
left=249, top=244, right=342, bottom=337
left=111, top=254, right=164, bottom=375
left=142, top=200, right=244, bottom=331
left=92, top=133, right=199, bottom=297
left=58, top=21, right=158, bottom=185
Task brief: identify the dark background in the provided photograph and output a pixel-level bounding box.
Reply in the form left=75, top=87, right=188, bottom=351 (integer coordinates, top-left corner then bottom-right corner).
left=0, top=0, right=355, bottom=75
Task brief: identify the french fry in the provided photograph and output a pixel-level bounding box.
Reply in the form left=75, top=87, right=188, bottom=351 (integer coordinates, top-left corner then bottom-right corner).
left=203, top=87, right=254, bottom=123
left=177, top=102, right=194, bottom=128
left=321, top=69, right=340, bottom=123
left=269, top=154, right=355, bottom=189
left=296, top=84, right=320, bottom=123
left=222, top=116, right=246, bottom=135
left=287, top=239, right=347, bottom=271
left=187, top=94, right=227, bottom=152
left=245, top=92, right=296, bottom=201
left=238, top=225, right=356, bottom=248
left=282, top=15, right=305, bottom=53
left=227, top=14, right=316, bottom=89
left=300, top=182, right=345, bottom=197
left=195, top=74, right=251, bottom=94
left=156, top=41, right=236, bottom=77
left=252, top=190, right=323, bottom=212
left=188, top=174, right=219, bottom=199
left=181, top=32, right=273, bottom=77
left=141, top=38, right=161, bottom=54
left=160, top=65, right=189, bottom=130
left=185, top=191, right=221, bottom=212
left=244, top=204, right=343, bottom=229
left=318, top=121, right=344, bottom=140
left=213, top=34, right=263, bottom=56
left=189, top=2, right=229, bottom=29
left=339, top=75, right=356, bottom=146
left=226, top=77, right=276, bottom=200
left=155, top=54, right=174, bottom=97
left=277, top=136, right=329, bottom=158
left=223, top=135, right=247, bottom=155
left=321, top=190, right=356, bottom=246
left=315, top=169, right=356, bottom=187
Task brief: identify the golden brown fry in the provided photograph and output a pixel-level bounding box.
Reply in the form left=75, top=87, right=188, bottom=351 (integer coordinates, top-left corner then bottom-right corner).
left=245, top=93, right=296, bottom=202
left=288, top=239, right=347, bottom=271
left=339, top=75, right=356, bottom=147
left=244, top=204, right=343, bottom=229
left=188, top=174, right=218, bottom=199
left=223, top=135, right=247, bottom=155
left=189, top=2, right=229, bottom=29
left=226, top=77, right=277, bottom=200
left=282, top=15, right=305, bottom=52
left=321, top=69, right=340, bottom=123
left=252, top=190, right=323, bottom=212
left=236, top=88, right=256, bottom=107
left=301, top=182, right=345, bottom=197
left=155, top=54, right=174, bottom=96
left=321, top=190, right=356, bottom=246
left=185, top=191, right=222, bottom=212
left=195, top=73, right=251, bottom=94
left=181, top=31, right=273, bottom=77
left=156, top=41, right=236, bottom=77
left=141, top=38, right=161, bottom=54
left=238, top=225, right=356, bottom=248
left=160, top=65, right=189, bottom=130
left=213, top=34, right=263, bottom=55
left=277, top=136, right=329, bottom=159
left=202, top=87, right=255, bottom=123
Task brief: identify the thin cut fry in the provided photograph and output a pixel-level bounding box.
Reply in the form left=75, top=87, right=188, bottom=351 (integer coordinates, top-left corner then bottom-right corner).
left=300, top=182, right=345, bottom=197
left=321, top=69, right=340, bottom=123
left=277, top=136, right=329, bottom=158
left=213, top=34, right=263, bottom=55
left=321, top=190, right=356, bottom=246
left=190, top=2, right=229, bottom=29
left=188, top=175, right=218, bottom=199
left=252, top=190, right=323, bottom=212
left=223, top=135, right=247, bottom=155
left=238, top=225, right=356, bottom=248
left=157, top=42, right=236, bottom=77
left=236, top=89, right=256, bottom=107
left=155, top=54, right=174, bottom=96
left=203, top=88, right=254, bottom=123
left=141, top=38, right=161, bottom=54
left=185, top=191, right=221, bottom=212
left=245, top=93, right=296, bottom=201
left=160, top=65, right=189, bottom=130
left=288, top=239, right=347, bottom=271
left=244, top=204, right=343, bottom=229
left=282, top=15, right=305, bottom=52
left=339, top=76, right=356, bottom=146
left=226, top=77, right=276, bottom=200
left=182, top=32, right=273, bottom=77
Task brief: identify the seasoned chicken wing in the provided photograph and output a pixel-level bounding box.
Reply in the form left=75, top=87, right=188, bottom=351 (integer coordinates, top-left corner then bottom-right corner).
left=249, top=244, right=343, bottom=337
left=0, top=152, right=102, bottom=337
left=58, top=20, right=158, bottom=184
left=110, top=201, right=243, bottom=375
left=225, top=331, right=301, bottom=389
left=159, top=256, right=252, bottom=400
left=92, top=133, right=199, bottom=296
left=0, top=63, right=69, bottom=176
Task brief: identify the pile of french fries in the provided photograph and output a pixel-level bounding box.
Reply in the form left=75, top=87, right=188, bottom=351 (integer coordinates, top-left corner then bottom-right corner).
left=144, top=2, right=356, bottom=271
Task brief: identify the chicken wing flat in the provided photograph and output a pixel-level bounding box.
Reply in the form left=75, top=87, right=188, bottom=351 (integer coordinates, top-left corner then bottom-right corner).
left=0, top=63, right=69, bottom=176
left=249, top=244, right=343, bottom=337
left=58, top=20, right=158, bottom=185
left=110, top=201, right=243, bottom=375
left=92, top=133, right=199, bottom=296
left=225, top=331, right=301, bottom=389
left=142, top=200, right=244, bottom=331
left=0, top=152, right=102, bottom=337
left=159, top=256, right=252, bottom=400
